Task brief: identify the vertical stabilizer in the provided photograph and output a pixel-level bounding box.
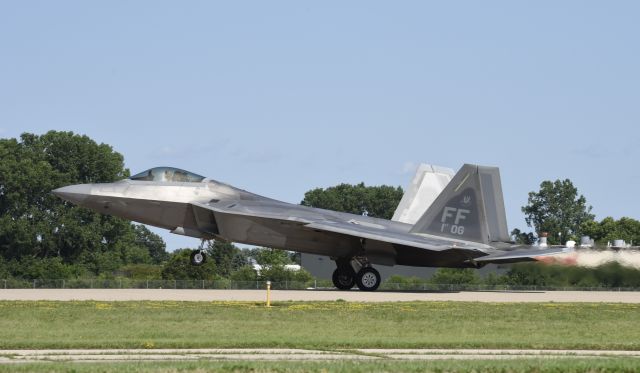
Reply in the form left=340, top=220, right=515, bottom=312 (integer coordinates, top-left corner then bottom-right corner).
left=409, top=164, right=510, bottom=244
left=392, top=164, right=454, bottom=225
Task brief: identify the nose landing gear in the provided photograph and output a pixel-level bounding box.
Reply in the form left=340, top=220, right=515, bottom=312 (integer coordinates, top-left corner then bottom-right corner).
left=190, top=239, right=208, bottom=266
left=190, top=250, right=206, bottom=266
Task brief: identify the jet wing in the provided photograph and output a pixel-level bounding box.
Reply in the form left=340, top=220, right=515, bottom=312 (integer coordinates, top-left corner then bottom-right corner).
left=305, top=221, right=478, bottom=252
left=191, top=200, right=314, bottom=223
left=474, top=246, right=573, bottom=264
left=191, top=200, right=570, bottom=267
left=192, top=200, right=488, bottom=253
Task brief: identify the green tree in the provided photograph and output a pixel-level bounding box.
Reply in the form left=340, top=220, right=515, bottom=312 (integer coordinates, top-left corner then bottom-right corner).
left=510, top=228, right=537, bottom=245
left=503, top=262, right=640, bottom=288
left=301, top=183, right=403, bottom=219
left=117, top=264, right=162, bottom=280
left=230, top=266, right=258, bottom=282
left=232, top=250, right=250, bottom=271
left=521, top=179, right=594, bottom=244
left=243, top=247, right=312, bottom=284
left=251, top=247, right=292, bottom=267
left=0, top=131, right=169, bottom=277
left=134, top=225, right=168, bottom=264
left=503, top=263, right=554, bottom=286
left=385, top=275, right=425, bottom=288
left=259, top=265, right=312, bottom=284
left=206, top=241, right=248, bottom=277
left=429, top=268, right=480, bottom=285
left=161, top=249, right=217, bottom=280
left=8, top=256, right=86, bottom=280
left=581, top=217, right=640, bottom=245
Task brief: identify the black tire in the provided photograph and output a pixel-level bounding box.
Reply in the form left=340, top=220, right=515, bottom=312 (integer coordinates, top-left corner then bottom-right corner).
left=356, top=267, right=381, bottom=291
left=332, top=268, right=355, bottom=290
left=190, top=250, right=206, bottom=266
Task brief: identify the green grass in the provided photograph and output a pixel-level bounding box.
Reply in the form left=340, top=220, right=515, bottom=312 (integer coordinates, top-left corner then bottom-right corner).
left=0, top=300, right=638, bottom=350
left=1, top=359, right=640, bottom=373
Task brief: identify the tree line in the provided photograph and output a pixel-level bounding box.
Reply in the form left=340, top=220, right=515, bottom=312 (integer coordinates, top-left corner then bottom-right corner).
left=0, top=131, right=166, bottom=279
left=388, top=262, right=640, bottom=289
left=1, top=131, right=639, bottom=286
left=516, top=179, right=640, bottom=246
left=0, top=131, right=311, bottom=283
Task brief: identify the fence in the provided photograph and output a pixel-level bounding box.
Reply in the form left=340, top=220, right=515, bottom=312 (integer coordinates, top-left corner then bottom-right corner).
left=1, top=278, right=639, bottom=292
left=0, top=278, right=329, bottom=290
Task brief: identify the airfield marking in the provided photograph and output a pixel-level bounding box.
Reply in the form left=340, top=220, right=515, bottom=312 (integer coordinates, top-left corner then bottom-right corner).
left=1, top=349, right=639, bottom=363
left=1, top=289, right=640, bottom=303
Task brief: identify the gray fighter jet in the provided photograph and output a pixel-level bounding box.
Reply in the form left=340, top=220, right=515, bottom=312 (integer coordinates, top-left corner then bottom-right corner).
left=53, top=164, right=570, bottom=291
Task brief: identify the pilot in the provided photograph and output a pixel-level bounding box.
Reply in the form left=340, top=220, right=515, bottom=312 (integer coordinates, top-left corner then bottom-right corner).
left=162, top=169, right=173, bottom=182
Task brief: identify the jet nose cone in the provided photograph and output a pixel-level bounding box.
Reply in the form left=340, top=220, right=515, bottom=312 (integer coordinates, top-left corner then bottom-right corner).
left=52, top=184, right=92, bottom=205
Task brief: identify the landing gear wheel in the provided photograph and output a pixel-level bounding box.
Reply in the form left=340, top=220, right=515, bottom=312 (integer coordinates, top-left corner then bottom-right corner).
left=332, top=268, right=356, bottom=290
left=190, top=250, right=206, bottom=266
left=356, top=267, right=381, bottom=291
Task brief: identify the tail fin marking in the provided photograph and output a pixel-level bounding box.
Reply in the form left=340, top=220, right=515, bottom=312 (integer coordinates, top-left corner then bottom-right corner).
left=409, top=164, right=510, bottom=245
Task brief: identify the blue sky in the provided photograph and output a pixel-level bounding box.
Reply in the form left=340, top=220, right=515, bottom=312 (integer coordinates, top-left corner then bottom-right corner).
left=1, top=1, right=638, bottom=250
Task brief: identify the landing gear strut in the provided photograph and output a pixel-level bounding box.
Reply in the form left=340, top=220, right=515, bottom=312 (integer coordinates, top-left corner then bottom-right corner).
left=190, top=239, right=208, bottom=266
left=331, top=258, right=381, bottom=292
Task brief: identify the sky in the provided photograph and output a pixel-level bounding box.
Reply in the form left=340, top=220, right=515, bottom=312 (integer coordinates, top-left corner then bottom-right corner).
left=1, top=1, right=638, bottom=251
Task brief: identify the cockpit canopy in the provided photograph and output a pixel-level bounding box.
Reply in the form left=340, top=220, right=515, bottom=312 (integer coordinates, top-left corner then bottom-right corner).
left=129, top=167, right=206, bottom=183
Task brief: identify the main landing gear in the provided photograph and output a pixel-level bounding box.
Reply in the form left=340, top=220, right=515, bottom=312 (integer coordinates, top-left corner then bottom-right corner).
left=190, top=240, right=208, bottom=266
left=331, top=258, right=381, bottom=292
left=356, top=267, right=381, bottom=291
left=332, top=266, right=356, bottom=290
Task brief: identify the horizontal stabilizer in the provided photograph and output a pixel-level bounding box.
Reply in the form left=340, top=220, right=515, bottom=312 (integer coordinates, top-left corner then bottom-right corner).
left=475, top=247, right=573, bottom=264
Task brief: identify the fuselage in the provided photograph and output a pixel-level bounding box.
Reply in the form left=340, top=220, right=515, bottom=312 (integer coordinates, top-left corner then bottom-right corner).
left=53, top=175, right=488, bottom=268
left=52, top=165, right=574, bottom=292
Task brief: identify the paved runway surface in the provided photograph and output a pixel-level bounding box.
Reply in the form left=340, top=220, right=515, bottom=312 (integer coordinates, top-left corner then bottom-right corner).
left=1, top=348, right=639, bottom=363
left=1, top=289, right=640, bottom=302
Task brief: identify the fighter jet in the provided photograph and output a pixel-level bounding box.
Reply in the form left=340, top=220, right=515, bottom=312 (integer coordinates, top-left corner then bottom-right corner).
left=53, top=164, right=570, bottom=291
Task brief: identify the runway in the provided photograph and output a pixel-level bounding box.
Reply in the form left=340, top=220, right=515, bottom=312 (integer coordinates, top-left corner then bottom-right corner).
left=1, top=289, right=640, bottom=302
left=1, top=348, right=639, bottom=363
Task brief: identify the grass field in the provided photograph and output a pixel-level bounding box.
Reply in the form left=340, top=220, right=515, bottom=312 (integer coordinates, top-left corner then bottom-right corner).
left=0, top=300, right=639, bottom=350
left=1, top=359, right=640, bottom=373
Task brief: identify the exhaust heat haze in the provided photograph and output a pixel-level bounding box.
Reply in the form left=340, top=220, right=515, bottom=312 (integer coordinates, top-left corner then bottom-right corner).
left=537, top=249, right=640, bottom=269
